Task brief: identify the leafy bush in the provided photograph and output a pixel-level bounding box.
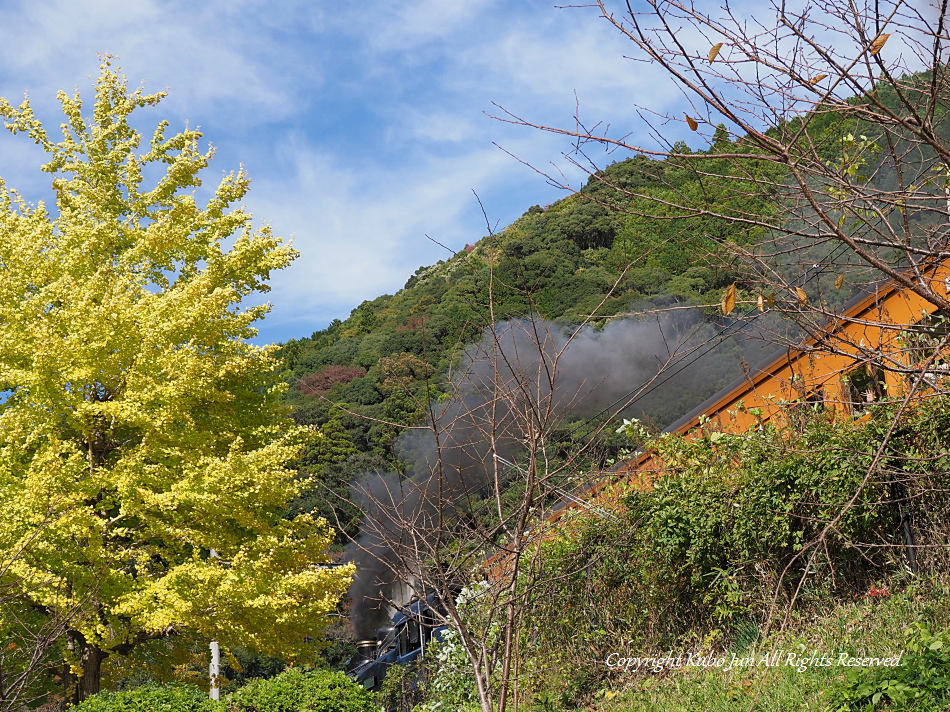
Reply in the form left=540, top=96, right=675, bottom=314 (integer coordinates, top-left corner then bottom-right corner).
left=221, top=646, right=288, bottom=688
left=832, top=624, right=950, bottom=712
left=522, top=399, right=950, bottom=702
left=227, top=668, right=375, bottom=712
left=72, top=683, right=226, bottom=712
left=416, top=628, right=481, bottom=712
left=376, top=661, right=430, bottom=712
left=413, top=583, right=501, bottom=712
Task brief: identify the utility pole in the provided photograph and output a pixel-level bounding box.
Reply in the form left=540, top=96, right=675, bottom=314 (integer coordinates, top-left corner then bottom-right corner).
left=209, top=641, right=221, bottom=700
left=209, top=548, right=221, bottom=700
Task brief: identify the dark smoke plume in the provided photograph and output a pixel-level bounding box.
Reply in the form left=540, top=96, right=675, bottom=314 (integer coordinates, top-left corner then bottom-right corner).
left=345, top=312, right=768, bottom=637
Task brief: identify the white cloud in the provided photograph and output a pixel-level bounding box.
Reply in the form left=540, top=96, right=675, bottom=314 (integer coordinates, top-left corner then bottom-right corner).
left=311, top=0, right=502, bottom=54
left=393, top=110, right=480, bottom=145
left=465, top=9, right=681, bottom=116
left=243, top=134, right=535, bottom=334
left=0, top=0, right=304, bottom=124
left=0, top=0, right=704, bottom=343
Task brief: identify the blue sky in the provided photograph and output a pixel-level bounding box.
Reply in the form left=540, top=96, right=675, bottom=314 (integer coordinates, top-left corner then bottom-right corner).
left=0, top=0, right=697, bottom=343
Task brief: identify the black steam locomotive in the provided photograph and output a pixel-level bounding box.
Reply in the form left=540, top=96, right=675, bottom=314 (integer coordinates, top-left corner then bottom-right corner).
left=346, top=593, right=449, bottom=691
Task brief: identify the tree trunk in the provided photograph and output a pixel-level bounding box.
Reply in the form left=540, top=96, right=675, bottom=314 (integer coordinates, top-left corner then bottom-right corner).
left=67, top=631, right=106, bottom=702
left=79, top=640, right=105, bottom=701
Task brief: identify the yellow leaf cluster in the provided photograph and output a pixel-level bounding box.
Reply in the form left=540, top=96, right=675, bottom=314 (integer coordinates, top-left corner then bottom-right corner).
left=0, top=65, right=351, bottom=670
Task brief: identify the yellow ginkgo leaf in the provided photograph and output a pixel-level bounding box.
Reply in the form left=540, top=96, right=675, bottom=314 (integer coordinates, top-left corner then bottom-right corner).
left=721, top=283, right=737, bottom=315
left=685, top=115, right=699, bottom=131
left=835, top=274, right=845, bottom=290
left=757, top=294, right=765, bottom=311
left=795, top=286, right=808, bottom=306
left=708, top=42, right=724, bottom=62
left=869, top=33, right=890, bottom=56
left=809, top=74, right=828, bottom=85
left=0, top=65, right=356, bottom=677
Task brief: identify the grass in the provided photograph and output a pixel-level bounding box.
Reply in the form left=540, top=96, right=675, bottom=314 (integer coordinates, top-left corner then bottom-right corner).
left=586, top=578, right=950, bottom=712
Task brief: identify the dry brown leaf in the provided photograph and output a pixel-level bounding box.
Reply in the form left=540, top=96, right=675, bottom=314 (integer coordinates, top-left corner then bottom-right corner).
left=835, top=274, right=845, bottom=290
left=708, top=42, right=724, bottom=62
left=869, top=33, right=890, bottom=56
left=721, top=284, right=737, bottom=315
left=767, top=292, right=775, bottom=309
left=685, top=114, right=699, bottom=131
left=795, top=286, right=808, bottom=306
left=721, top=283, right=737, bottom=315
left=809, top=74, right=828, bottom=85
left=757, top=294, right=765, bottom=311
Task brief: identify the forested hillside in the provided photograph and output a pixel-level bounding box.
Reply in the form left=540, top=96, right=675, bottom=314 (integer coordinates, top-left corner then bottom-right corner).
left=277, top=73, right=946, bottom=547
left=276, top=143, right=783, bottom=541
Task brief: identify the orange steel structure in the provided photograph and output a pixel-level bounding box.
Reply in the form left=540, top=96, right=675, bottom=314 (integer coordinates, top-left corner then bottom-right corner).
left=603, top=261, right=950, bottom=489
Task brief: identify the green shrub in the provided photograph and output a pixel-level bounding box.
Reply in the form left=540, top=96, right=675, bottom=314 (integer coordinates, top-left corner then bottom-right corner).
left=416, top=628, right=481, bottom=712
left=832, top=623, right=950, bottom=712
left=72, top=683, right=226, bottom=712
left=227, top=668, right=375, bottom=712
left=522, top=399, right=950, bottom=703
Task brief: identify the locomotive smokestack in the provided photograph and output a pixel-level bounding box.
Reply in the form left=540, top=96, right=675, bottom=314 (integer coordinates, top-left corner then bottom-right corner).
left=355, top=639, right=377, bottom=662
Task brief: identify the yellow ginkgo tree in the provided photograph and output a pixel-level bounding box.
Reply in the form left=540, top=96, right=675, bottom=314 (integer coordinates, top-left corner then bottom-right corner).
left=0, top=61, right=352, bottom=703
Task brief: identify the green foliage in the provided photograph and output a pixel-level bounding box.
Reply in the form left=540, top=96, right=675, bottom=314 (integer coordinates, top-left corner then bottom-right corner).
left=221, top=647, right=287, bottom=689
left=72, top=683, right=226, bottom=712
left=578, top=585, right=950, bottom=712
left=638, top=423, right=887, bottom=606
left=415, top=629, right=481, bottom=712
left=375, top=661, right=430, bottom=712
left=415, top=585, right=495, bottom=712
left=227, top=668, right=375, bottom=712
left=523, top=397, right=950, bottom=703
left=832, top=624, right=950, bottom=712
left=299, top=405, right=359, bottom=470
